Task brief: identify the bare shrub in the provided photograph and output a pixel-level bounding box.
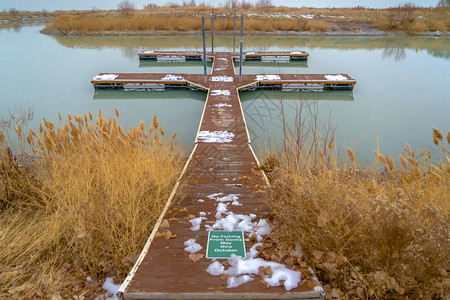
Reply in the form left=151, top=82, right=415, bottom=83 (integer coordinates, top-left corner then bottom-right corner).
left=224, top=0, right=238, bottom=9
left=240, top=0, right=253, bottom=10
left=143, top=3, right=158, bottom=9
left=8, top=8, right=19, bottom=18
left=167, top=2, right=180, bottom=8
left=255, top=0, right=273, bottom=8
left=117, top=0, right=136, bottom=16
left=265, top=127, right=450, bottom=299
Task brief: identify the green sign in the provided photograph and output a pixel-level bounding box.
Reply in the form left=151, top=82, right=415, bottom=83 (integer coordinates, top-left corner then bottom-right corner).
left=206, top=231, right=246, bottom=259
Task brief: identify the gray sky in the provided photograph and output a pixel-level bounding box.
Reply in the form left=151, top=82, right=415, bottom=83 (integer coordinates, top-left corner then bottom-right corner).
left=1, top=0, right=439, bottom=12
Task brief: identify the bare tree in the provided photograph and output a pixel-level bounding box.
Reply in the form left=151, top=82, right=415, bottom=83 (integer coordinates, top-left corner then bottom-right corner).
left=9, top=8, right=19, bottom=18
left=224, top=0, right=238, bottom=9
left=143, top=3, right=158, bottom=9
left=437, top=0, right=450, bottom=7
left=117, top=0, right=136, bottom=16
left=255, top=0, right=273, bottom=8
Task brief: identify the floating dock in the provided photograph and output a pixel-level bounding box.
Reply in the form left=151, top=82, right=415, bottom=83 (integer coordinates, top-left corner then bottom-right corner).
left=138, top=50, right=309, bottom=62
left=101, top=52, right=332, bottom=299
left=92, top=52, right=355, bottom=92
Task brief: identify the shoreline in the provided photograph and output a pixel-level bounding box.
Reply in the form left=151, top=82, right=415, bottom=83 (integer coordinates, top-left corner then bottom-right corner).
left=39, top=28, right=449, bottom=37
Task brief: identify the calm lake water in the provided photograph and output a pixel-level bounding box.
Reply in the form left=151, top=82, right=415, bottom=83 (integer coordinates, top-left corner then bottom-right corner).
left=0, top=25, right=449, bottom=166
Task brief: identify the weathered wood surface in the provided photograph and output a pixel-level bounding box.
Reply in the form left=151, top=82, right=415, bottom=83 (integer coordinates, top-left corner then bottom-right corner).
left=118, top=53, right=324, bottom=299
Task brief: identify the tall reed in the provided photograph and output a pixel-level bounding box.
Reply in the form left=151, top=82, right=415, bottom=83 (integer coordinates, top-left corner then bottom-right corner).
left=0, top=111, right=183, bottom=298
left=264, top=126, right=449, bottom=298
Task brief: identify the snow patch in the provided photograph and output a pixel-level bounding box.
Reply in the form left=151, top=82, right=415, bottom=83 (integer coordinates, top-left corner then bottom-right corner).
left=256, top=75, right=281, bottom=81
left=197, top=131, right=235, bottom=143
left=184, top=238, right=203, bottom=253
left=207, top=192, right=223, bottom=199
left=102, top=277, right=121, bottom=300
left=227, top=275, right=254, bottom=288
left=211, top=76, right=233, bottom=82
left=161, top=74, right=185, bottom=81
left=324, top=74, right=347, bottom=81
left=207, top=261, right=225, bottom=276
left=211, top=89, right=231, bottom=96
left=214, top=103, right=232, bottom=108
left=190, top=214, right=206, bottom=231
left=227, top=255, right=301, bottom=291
left=93, top=74, right=118, bottom=81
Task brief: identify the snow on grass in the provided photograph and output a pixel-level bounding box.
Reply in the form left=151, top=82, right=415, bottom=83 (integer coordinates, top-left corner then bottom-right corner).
left=102, top=277, right=121, bottom=300
left=211, top=89, right=231, bottom=96
left=161, top=74, right=185, bottom=81
left=214, top=103, right=232, bottom=108
left=92, top=74, right=118, bottom=81
left=184, top=238, right=203, bottom=253
left=256, top=75, right=281, bottom=81
left=324, top=74, right=347, bottom=81
left=197, top=131, right=235, bottom=143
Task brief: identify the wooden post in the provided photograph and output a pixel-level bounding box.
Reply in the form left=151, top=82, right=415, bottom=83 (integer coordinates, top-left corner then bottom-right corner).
left=239, top=14, right=243, bottom=83
left=211, top=8, right=214, bottom=54
left=233, top=12, right=236, bottom=53
left=202, top=14, right=207, bottom=82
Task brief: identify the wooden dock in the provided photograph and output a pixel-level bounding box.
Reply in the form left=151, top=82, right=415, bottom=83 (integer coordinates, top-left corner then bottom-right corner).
left=91, top=50, right=356, bottom=299
left=91, top=52, right=355, bottom=92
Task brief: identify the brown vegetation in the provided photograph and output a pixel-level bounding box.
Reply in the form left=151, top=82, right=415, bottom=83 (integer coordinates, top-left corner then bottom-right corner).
left=38, top=4, right=449, bottom=35
left=0, top=111, right=183, bottom=298
left=261, top=107, right=449, bottom=299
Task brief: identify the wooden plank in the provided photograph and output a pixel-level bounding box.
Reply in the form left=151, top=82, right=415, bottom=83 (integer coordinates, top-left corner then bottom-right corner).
left=96, top=51, right=338, bottom=300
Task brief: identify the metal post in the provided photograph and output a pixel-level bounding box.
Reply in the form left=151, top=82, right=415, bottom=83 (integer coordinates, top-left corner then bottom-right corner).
left=202, top=14, right=207, bottom=82
left=233, top=12, right=236, bottom=53
left=239, top=14, right=243, bottom=83
left=211, top=8, right=214, bottom=54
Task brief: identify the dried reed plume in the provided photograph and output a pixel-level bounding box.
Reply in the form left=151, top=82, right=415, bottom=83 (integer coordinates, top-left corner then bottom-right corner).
left=265, top=127, right=449, bottom=299
left=0, top=110, right=183, bottom=298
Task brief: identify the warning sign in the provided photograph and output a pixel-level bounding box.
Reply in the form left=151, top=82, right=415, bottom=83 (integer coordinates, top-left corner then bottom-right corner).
left=206, top=231, right=246, bottom=259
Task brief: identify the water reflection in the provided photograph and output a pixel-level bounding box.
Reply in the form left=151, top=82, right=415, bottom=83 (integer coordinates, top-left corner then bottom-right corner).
left=382, top=47, right=406, bottom=61
left=50, top=34, right=450, bottom=61
left=139, top=60, right=213, bottom=69
left=93, top=89, right=206, bottom=101
left=240, top=90, right=354, bottom=102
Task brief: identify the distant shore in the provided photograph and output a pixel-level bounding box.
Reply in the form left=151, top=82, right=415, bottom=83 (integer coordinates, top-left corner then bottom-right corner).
left=2, top=5, right=449, bottom=37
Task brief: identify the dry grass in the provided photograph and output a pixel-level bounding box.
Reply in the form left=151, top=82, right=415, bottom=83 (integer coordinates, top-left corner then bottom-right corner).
left=263, top=125, right=449, bottom=298
left=40, top=6, right=450, bottom=35
left=0, top=110, right=183, bottom=298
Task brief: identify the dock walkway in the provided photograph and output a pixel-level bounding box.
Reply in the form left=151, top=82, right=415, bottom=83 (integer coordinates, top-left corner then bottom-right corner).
left=91, top=51, right=355, bottom=299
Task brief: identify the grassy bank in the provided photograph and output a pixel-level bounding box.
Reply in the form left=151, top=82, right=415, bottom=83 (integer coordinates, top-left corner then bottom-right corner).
left=35, top=5, right=449, bottom=36
left=0, top=111, right=183, bottom=298
left=263, top=126, right=449, bottom=298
